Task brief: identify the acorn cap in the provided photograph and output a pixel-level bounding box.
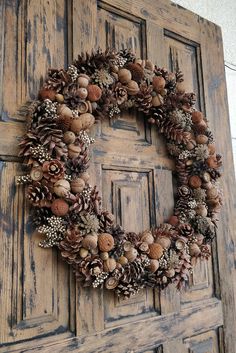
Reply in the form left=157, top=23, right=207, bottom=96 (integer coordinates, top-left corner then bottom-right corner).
left=51, top=199, right=69, bottom=216
left=87, top=85, right=102, bottom=102
left=98, top=233, right=115, bottom=252
left=77, top=101, right=89, bottom=114
left=148, top=243, right=164, bottom=259
left=105, top=277, right=119, bottom=290
left=30, top=167, right=43, bottom=181
left=189, top=175, right=202, bottom=189
left=175, top=238, right=186, bottom=250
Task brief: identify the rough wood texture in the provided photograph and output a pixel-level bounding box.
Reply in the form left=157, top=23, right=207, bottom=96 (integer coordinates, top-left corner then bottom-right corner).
left=0, top=0, right=236, bottom=352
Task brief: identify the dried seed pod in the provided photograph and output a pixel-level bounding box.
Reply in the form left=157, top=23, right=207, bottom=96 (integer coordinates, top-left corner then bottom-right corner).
left=189, top=243, right=201, bottom=257
left=79, top=247, right=89, bottom=258
left=195, top=204, right=208, bottom=217
left=38, top=88, right=56, bottom=101
left=77, top=87, right=88, bottom=99
left=82, top=234, right=98, bottom=250
left=103, top=258, right=117, bottom=272
left=87, top=85, right=102, bottom=102
left=152, top=76, right=166, bottom=93
left=189, top=175, right=202, bottom=189
left=77, top=101, right=89, bottom=114
left=196, top=134, right=208, bottom=144
left=165, top=268, right=175, bottom=278
left=70, top=178, right=85, bottom=193
left=191, top=111, right=203, bottom=124
left=98, top=233, right=115, bottom=252
left=57, top=104, right=73, bottom=118
left=175, top=237, right=187, bottom=250
left=68, top=144, right=81, bottom=159
left=118, top=256, right=129, bottom=266
left=53, top=179, right=71, bottom=197
left=152, top=94, right=164, bottom=107
left=118, top=68, right=132, bottom=84
left=155, top=236, right=171, bottom=249
left=105, top=277, right=119, bottom=290
left=126, top=80, right=139, bottom=95
left=125, top=248, right=138, bottom=262
left=100, top=252, right=109, bottom=260
left=63, top=131, right=76, bottom=144
left=141, top=231, right=154, bottom=244
left=51, top=199, right=69, bottom=216
left=80, top=171, right=90, bottom=182
left=148, top=259, right=159, bottom=273
left=55, top=93, right=64, bottom=103
left=78, top=74, right=90, bottom=88
left=30, top=167, right=43, bottom=181
left=148, top=243, right=164, bottom=260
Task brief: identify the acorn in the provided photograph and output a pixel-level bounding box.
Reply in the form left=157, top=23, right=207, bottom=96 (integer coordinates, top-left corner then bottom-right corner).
left=148, top=243, right=164, bottom=260
left=79, top=248, right=89, bottom=258
left=118, top=68, right=132, bottom=84
left=80, top=171, right=90, bottom=182
left=208, top=144, right=216, bottom=155
left=141, top=231, right=154, bottom=244
left=103, top=258, right=117, bottom=272
left=78, top=74, right=90, bottom=88
left=148, top=259, right=159, bottom=273
left=196, top=134, right=208, bottom=144
left=125, top=248, right=138, bottom=262
left=87, top=85, right=102, bottom=102
left=68, top=144, right=81, bottom=158
left=189, top=175, right=202, bottom=189
left=82, top=234, right=98, bottom=250
left=63, top=131, right=76, bottom=144
left=189, top=243, right=201, bottom=257
left=152, top=76, right=166, bottom=93
left=55, top=93, right=64, bottom=103
left=126, top=80, right=139, bottom=95
left=70, top=178, right=85, bottom=193
left=152, top=94, right=163, bottom=107
left=165, top=268, right=175, bottom=278
left=53, top=179, right=70, bottom=197
left=176, top=81, right=186, bottom=94
left=51, top=199, right=69, bottom=216
left=105, top=277, right=119, bottom=290
left=77, top=101, right=89, bottom=114
left=30, top=167, right=43, bottom=181
left=206, top=156, right=218, bottom=169
left=195, top=204, right=208, bottom=217
left=57, top=104, right=73, bottom=118
left=77, top=87, right=88, bottom=99
left=100, top=252, right=109, bottom=260
left=98, top=233, right=115, bottom=252
left=118, top=256, right=128, bottom=266
left=155, top=236, right=171, bottom=249
left=191, top=111, right=203, bottom=124
left=38, top=88, right=56, bottom=101
left=126, top=62, right=144, bottom=82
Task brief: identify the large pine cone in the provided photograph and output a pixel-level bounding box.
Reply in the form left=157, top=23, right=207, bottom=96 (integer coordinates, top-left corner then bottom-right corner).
left=136, top=83, right=152, bottom=114
left=59, top=227, right=83, bottom=264
left=27, top=181, right=53, bottom=207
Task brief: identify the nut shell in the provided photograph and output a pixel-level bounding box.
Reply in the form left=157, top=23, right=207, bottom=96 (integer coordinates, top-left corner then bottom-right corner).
left=79, top=248, right=89, bottom=258
left=51, top=199, right=69, bottom=216
left=152, top=94, right=164, bottom=107
left=155, top=236, right=171, bottom=249
left=118, top=256, right=128, bottom=266
left=196, top=134, right=208, bottom=144
left=148, top=243, right=164, bottom=259
left=176, top=81, right=185, bottom=94
left=78, top=74, right=90, bottom=88
left=141, top=231, right=154, bottom=244
left=87, top=85, right=102, bottom=102
left=98, top=233, right=115, bottom=252
left=39, top=88, right=56, bottom=101
left=82, top=234, right=98, bottom=250
left=80, top=172, right=90, bottom=182
left=191, top=111, right=203, bottom=124
left=148, top=259, right=159, bottom=273
left=57, top=104, right=73, bottom=118
left=63, top=131, right=76, bottom=144
left=53, top=179, right=71, bottom=197
left=70, top=178, right=85, bottom=193
left=125, top=248, right=138, bottom=262
left=152, top=76, right=166, bottom=93
left=189, top=175, right=202, bottom=189
left=195, top=204, right=208, bottom=217
left=71, top=113, right=95, bottom=133
left=103, top=258, right=117, bottom=272
left=68, top=144, right=81, bottom=159
left=126, top=80, right=139, bottom=95
left=189, top=243, right=201, bottom=257
left=118, top=68, right=132, bottom=84
left=126, top=63, right=144, bottom=82
left=77, top=87, right=88, bottom=99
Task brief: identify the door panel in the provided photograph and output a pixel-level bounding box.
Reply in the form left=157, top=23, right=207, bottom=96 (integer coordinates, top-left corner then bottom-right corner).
left=1, top=0, right=236, bottom=352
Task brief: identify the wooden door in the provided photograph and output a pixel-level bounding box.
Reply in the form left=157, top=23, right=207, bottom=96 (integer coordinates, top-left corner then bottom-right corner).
left=1, top=1, right=236, bottom=352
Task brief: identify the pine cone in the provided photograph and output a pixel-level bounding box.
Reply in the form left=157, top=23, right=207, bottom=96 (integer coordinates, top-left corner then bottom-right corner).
left=78, top=213, right=100, bottom=236
left=90, top=186, right=102, bottom=215
left=30, top=207, right=53, bottom=227
left=42, top=159, right=65, bottom=182
left=74, top=255, right=103, bottom=286
left=45, top=68, right=70, bottom=91
left=175, top=160, right=191, bottom=185
left=63, top=83, right=81, bottom=108
left=154, top=68, right=169, bottom=80
left=113, top=83, right=128, bottom=105
left=65, top=148, right=90, bottom=177
left=98, top=211, right=115, bottom=232
left=19, top=131, right=39, bottom=162
left=178, top=223, right=193, bottom=237
left=125, top=232, right=141, bottom=248
left=59, top=227, right=83, bottom=264
left=122, top=259, right=145, bottom=283
left=176, top=70, right=184, bottom=83
left=115, top=280, right=141, bottom=299
left=119, top=49, right=136, bottom=63
left=174, top=251, right=192, bottom=289
left=27, top=181, right=53, bottom=207
left=108, top=225, right=126, bottom=259
left=135, top=83, right=152, bottom=114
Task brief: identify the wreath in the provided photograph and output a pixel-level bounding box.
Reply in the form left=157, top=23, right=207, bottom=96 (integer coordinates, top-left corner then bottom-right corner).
left=17, top=49, right=223, bottom=298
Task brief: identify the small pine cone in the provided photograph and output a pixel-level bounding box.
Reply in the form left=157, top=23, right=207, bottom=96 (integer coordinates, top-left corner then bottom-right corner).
left=27, top=181, right=52, bottom=207
left=98, top=211, right=115, bottom=232
left=176, top=70, right=184, bottom=83
left=19, top=131, right=39, bottom=162
left=119, top=49, right=136, bottom=63
left=175, top=160, right=190, bottom=185
left=78, top=213, right=100, bottom=236
left=178, top=223, right=193, bottom=237
left=115, top=281, right=141, bottom=299
left=46, top=68, right=70, bottom=91
left=30, top=207, right=53, bottom=227
left=125, top=232, right=141, bottom=248
left=181, top=92, right=196, bottom=107
left=174, top=251, right=192, bottom=289
left=59, top=227, right=83, bottom=264
left=113, top=83, right=128, bottom=105
left=122, top=260, right=145, bottom=284
left=135, top=83, right=153, bottom=114
left=90, top=186, right=102, bottom=215
left=154, top=67, right=169, bottom=80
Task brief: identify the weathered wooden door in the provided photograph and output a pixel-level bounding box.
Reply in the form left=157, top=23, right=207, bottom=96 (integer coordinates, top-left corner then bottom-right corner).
left=1, top=0, right=236, bottom=352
